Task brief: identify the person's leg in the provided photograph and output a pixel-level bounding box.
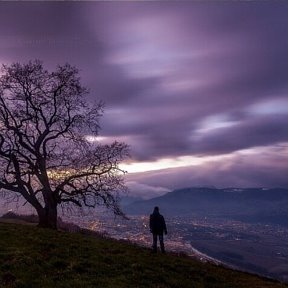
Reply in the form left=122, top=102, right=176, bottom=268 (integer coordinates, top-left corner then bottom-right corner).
left=159, top=233, right=165, bottom=253
left=152, top=233, right=158, bottom=252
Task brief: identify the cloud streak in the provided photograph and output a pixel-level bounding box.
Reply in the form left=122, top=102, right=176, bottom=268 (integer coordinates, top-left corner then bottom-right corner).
left=0, top=2, right=287, bottom=196
left=126, top=144, right=288, bottom=193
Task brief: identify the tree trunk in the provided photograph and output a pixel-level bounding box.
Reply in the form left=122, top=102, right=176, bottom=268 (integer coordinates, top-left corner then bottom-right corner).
left=37, top=204, right=58, bottom=229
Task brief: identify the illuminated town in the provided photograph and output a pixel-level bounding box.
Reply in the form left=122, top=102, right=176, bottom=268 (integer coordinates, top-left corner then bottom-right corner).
left=1, top=201, right=288, bottom=282
left=61, top=212, right=288, bottom=282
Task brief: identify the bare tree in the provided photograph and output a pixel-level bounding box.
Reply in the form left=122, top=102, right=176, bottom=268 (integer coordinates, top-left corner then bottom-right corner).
left=0, top=60, right=129, bottom=229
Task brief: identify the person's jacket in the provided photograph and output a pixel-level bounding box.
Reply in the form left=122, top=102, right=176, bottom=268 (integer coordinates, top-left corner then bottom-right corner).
left=149, top=211, right=167, bottom=234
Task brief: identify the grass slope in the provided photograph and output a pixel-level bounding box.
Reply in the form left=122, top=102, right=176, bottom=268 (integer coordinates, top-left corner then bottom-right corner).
left=0, top=222, right=287, bottom=288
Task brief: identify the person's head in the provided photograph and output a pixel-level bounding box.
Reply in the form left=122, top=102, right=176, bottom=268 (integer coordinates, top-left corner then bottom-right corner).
left=153, top=206, right=159, bottom=214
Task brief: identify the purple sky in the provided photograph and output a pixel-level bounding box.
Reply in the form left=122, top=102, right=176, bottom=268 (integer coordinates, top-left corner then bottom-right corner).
left=1, top=2, right=288, bottom=198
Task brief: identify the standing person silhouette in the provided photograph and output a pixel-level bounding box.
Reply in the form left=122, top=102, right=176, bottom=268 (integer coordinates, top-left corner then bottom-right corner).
left=149, top=206, right=167, bottom=253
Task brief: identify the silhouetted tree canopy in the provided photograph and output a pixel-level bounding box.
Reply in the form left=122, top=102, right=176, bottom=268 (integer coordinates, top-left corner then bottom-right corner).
left=0, top=60, right=129, bottom=229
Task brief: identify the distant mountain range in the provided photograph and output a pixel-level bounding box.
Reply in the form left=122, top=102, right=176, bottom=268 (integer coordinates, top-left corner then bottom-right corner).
left=123, top=187, right=288, bottom=226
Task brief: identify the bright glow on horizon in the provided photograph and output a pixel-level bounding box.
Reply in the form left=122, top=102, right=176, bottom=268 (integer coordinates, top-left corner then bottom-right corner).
left=85, top=135, right=108, bottom=142
left=120, top=143, right=288, bottom=174
left=120, top=154, right=233, bottom=174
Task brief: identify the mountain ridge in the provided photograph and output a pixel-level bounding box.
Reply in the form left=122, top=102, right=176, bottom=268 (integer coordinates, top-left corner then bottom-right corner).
left=124, top=187, right=288, bottom=226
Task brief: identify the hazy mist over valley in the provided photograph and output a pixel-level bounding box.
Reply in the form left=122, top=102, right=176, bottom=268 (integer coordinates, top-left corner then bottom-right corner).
left=124, top=187, right=288, bottom=227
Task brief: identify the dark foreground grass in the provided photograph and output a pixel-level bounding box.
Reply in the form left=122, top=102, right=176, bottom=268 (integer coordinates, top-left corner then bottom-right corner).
left=0, top=222, right=287, bottom=288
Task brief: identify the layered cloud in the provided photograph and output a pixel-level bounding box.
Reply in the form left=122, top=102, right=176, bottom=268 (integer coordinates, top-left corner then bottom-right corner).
left=0, top=2, right=287, bottom=194
left=125, top=182, right=171, bottom=200
left=126, top=144, right=288, bottom=193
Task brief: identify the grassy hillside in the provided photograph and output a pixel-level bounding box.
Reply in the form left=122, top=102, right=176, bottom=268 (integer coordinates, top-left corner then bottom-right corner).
left=0, top=222, right=287, bottom=288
